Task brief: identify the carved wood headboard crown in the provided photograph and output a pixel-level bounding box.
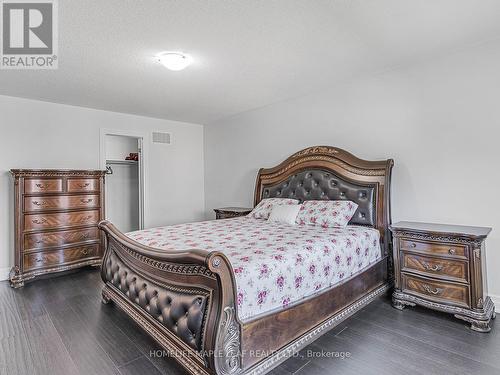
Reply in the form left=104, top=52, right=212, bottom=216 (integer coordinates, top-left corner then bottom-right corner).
left=254, top=146, right=394, bottom=256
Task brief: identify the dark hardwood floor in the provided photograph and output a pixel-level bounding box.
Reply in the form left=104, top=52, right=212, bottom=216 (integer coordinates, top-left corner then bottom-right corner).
left=0, top=268, right=498, bottom=375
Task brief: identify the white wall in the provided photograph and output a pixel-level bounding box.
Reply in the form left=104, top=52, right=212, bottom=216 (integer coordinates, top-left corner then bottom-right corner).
left=205, top=40, right=500, bottom=301
left=0, top=95, right=205, bottom=279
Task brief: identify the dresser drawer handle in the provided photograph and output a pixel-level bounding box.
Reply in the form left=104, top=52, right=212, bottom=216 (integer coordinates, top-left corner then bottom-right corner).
left=81, top=249, right=90, bottom=256
left=35, top=257, right=45, bottom=263
left=32, top=218, right=48, bottom=225
left=80, top=198, right=93, bottom=204
left=77, top=183, right=91, bottom=189
left=35, top=183, right=50, bottom=190
left=32, top=200, right=48, bottom=207
left=408, top=242, right=417, bottom=248
left=448, top=248, right=456, bottom=255
left=422, top=284, right=443, bottom=295
left=422, top=262, right=443, bottom=272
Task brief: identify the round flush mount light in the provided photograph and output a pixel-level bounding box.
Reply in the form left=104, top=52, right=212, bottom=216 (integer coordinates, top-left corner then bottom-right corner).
left=156, top=51, right=192, bottom=71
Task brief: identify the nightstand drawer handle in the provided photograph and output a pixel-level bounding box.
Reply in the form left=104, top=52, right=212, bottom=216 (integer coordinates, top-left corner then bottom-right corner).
left=422, top=262, right=443, bottom=272
left=409, top=242, right=417, bottom=248
left=448, top=248, right=456, bottom=255
left=80, top=198, right=93, bottom=204
left=77, top=183, right=91, bottom=189
left=422, top=284, right=443, bottom=295
left=81, top=249, right=89, bottom=256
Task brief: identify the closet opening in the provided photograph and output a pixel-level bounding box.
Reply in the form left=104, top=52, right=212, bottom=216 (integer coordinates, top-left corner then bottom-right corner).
left=100, top=131, right=145, bottom=233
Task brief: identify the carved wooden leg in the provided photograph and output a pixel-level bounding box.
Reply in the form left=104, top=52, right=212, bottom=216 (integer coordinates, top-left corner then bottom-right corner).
left=10, top=279, right=25, bottom=289
left=9, top=267, right=25, bottom=289
left=392, top=299, right=406, bottom=310
left=455, top=314, right=491, bottom=333
left=470, top=320, right=491, bottom=333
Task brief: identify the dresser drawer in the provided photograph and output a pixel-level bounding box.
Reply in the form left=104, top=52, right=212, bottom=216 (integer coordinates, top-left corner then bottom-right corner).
left=25, top=227, right=100, bottom=250
left=67, top=178, right=99, bottom=192
left=23, top=244, right=100, bottom=272
left=401, top=252, right=468, bottom=283
left=24, top=210, right=100, bottom=231
left=24, top=194, right=100, bottom=212
left=402, top=273, right=470, bottom=308
left=399, top=239, right=467, bottom=259
left=24, top=179, right=63, bottom=194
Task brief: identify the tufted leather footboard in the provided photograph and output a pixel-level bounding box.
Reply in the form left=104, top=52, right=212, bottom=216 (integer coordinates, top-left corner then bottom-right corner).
left=99, top=220, right=241, bottom=375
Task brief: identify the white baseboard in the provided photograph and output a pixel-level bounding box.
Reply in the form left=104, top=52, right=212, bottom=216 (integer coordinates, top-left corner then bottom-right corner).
left=490, top=294, right=500, bottom=307
left=0, top=267, right=10, bottom=281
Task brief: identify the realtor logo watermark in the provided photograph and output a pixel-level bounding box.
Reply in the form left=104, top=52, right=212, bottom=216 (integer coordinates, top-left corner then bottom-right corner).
left=1, top=0, right=58, bottom=69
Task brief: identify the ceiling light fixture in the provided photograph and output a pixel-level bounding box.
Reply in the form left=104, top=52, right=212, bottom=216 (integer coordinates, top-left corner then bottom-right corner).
left=156, top=51, right=192, bottom=71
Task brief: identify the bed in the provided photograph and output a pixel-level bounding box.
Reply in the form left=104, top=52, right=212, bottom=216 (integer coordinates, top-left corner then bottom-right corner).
left=99, top=146, right=394, bottom=375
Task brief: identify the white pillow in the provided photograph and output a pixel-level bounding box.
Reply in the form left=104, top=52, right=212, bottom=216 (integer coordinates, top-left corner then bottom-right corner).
left=268, top=204, right=302, bottom=225
left=249, top=198, right=300, bottom=220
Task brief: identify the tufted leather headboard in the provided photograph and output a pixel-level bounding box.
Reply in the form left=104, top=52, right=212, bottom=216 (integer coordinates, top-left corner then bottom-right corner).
left=254, top=146, right=394, bottom=255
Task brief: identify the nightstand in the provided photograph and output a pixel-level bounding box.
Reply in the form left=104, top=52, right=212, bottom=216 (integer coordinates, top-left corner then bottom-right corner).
left=391, top=221, right=495, bottom=332
left=214, top=207, right=252, bottom=220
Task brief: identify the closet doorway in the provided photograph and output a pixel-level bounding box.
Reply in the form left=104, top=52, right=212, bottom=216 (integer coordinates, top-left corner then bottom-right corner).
left=100, top=130, right=145, bottom=233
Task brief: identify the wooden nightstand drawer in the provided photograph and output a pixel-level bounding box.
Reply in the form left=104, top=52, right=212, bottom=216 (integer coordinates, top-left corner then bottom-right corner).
left=400, top=238, right=467, bottom=259
left=401, top=252, right=468, bottom=283
left=402, top=273, right=470, bottom=308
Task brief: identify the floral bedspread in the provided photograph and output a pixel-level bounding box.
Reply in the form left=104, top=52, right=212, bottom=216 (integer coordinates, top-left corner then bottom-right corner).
left=127, top=217, right=381, bottom=322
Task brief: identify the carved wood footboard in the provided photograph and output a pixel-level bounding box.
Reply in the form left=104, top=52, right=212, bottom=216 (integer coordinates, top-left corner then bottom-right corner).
left=99, top=220, right=240, bottom=375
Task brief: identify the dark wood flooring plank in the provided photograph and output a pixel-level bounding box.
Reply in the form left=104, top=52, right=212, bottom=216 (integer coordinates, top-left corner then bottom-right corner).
left=0, top=283, right=25, bottom=340
left=305, top=323, right=416, bottom=375
left=117, top=356, right=163, bottom=375
left=348, top=315, right=499, bottom=375
left=98, top=302, right=186, bottom=374
left=356, top=299, right=500, bottom=370
left=21, top=312, right=79, bottom=375
left=69, top=294, right=143, bottom=367
left=48, top=305, right=121, bottom=375
left=0, top=326, right=37, bottom=375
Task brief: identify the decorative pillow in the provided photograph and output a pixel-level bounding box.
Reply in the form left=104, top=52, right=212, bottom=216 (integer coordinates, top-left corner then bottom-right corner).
left=249, top=198, right=300, bottom=220
left=268, top=204, right=302, bottom=225
left=296, top=200, right=358, bottom=228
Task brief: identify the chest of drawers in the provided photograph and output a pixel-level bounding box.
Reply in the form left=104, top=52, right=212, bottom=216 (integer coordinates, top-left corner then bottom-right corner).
left=9, top=170, right=106, bottom=288
left=391, top=221, right=495, bottom=332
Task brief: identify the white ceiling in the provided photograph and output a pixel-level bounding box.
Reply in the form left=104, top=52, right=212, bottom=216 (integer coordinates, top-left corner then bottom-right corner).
left=1, top=0, right=500, bottom=124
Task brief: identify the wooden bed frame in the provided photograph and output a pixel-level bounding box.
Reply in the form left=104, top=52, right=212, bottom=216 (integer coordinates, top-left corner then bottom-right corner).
left=99, top=146, right=394, bottom=375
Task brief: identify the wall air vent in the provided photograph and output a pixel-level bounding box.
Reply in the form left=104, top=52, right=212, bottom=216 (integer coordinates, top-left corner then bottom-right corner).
left=152, top=132, right=172, bottom=145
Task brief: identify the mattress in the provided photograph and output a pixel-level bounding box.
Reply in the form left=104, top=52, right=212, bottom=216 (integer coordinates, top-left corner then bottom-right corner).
left=127, top=217, right=381, bottom=322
